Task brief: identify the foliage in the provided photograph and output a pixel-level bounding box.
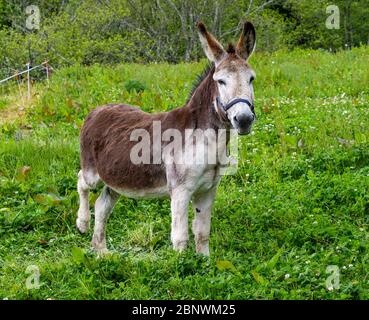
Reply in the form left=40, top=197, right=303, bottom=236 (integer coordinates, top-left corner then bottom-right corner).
left=1, top=0, right=369, bottom=79
left=278, top=0, right=369, bottom=50
left=0, top=48, right=369, bottom=299
left=124, top=80, right=146, bottom=93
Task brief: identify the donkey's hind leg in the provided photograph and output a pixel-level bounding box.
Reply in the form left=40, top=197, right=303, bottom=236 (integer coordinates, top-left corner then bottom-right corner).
left=76, top=170, right=92, bottom=234
left=91, top=186, right=120, bottom=254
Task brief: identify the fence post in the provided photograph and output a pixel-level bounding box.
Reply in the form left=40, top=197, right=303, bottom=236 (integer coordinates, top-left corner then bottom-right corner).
left=46, top=63, right=49, bottom=81
left=43, top=61, right=49, bottom=82
left=26, top=62, right=31, bottom=100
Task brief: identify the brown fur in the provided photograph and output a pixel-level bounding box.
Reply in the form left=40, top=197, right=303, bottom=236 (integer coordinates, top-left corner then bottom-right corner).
left=80, top=65, right=226, bottom=191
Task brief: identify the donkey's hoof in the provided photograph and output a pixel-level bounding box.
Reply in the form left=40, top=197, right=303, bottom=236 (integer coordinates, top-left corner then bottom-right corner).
left=196, top=243, right=210, bottom=256
left=76, top=217, right=90, bottom=234
left=173, top=240, right=188, bottom=253
left=96, top=248, right=110, bottom=257
left=196, top=248, right=210, bottom=257
left=92, top=246, right=110, bottom=257
left=91, top=237, right=109, bottom=256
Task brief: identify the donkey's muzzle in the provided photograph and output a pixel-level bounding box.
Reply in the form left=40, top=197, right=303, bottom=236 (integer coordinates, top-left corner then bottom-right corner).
left=233, top=113, right=255, bottom=135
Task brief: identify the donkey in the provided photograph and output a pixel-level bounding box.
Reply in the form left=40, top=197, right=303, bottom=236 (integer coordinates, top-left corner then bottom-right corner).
left=76, top=21, right=257, bottom=256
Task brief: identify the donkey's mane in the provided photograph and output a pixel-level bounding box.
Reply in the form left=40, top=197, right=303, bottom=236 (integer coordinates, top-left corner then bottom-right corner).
left=186, top=63, right=215, bottom=104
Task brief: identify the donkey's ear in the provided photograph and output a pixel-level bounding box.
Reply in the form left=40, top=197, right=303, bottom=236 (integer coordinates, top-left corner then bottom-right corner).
left=236, top=22, right=256, bottom=61
left=197, top=21, right=225, bottom=65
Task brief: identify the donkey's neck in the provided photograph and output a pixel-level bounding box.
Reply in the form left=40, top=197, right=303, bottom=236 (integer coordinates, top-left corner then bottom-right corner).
left=183, top=65, right=226, bottom=131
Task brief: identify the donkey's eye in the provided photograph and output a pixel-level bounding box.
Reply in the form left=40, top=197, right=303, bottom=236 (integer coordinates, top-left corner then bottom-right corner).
left=218, top=80, right=226, bottom=86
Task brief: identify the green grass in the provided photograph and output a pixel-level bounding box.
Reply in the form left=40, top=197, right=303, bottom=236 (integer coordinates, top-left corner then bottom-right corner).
left=0, top=47, right=369, bottom=299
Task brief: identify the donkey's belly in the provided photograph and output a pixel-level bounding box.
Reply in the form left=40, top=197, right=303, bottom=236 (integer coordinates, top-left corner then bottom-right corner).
left=110, top=184, right=169, bottom=199
left=96, top=161, right=169, bottom=199
left=99, top=171, right=169, bottom=199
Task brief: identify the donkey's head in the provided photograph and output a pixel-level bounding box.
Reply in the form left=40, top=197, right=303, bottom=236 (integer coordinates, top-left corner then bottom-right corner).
left=198, top=22, right=256, bottom=135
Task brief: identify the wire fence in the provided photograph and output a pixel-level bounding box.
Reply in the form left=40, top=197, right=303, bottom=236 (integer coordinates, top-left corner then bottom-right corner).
left=0, top=61, right=53, bottom=100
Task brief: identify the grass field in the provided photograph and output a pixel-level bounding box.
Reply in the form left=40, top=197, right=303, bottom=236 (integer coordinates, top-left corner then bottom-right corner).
left=0, top=47, right=369, bottom=299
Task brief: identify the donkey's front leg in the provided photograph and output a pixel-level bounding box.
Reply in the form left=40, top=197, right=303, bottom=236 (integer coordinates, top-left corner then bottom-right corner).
left=192, top=187, right=217, bottom=256
left=170, top=187, right=192, bottom=252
